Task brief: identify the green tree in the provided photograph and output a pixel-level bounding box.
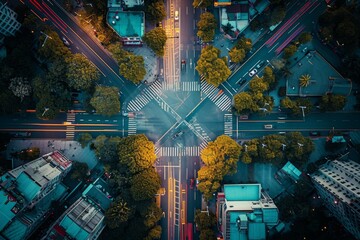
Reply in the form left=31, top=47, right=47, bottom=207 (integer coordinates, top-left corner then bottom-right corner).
left=229, top=47, right=245, bottom=63
left=143, top=202, right=163, bottom=228
left=263, top=66, right=276, bottom=87
left=70, top=162, right=89, bottom=180
left=145, top=225, right=162, bottom=240
left=120, top=54, right=146, bottom=84
left=118, top=134, right=157, bottom=174
left=105, top=198, right=132, bottom=228
left=37, top=31, right=72, bottom=62
left=197, top=12, right=217, bottom=42
left=196, top=46, right=231, bottom=87
left=90, top=86, right=120, bottom=116
left=8, top=77, right=31, bottom=102
left=283, top=44, right=297, bottom=59
left=233, top=92, right=258, bottom=113
left=194, top=210, right=216, bottom=231
left=143, top=27, right=167, bottom=56
left=130, top=168, right=161, bottom=201
left=15, top=147, right=40, bottom=161
left=235, top=37, right=252, bottom=53
left=200, top=229, right=216, bottom=240
left=299, top=74, right=311, bottom=87
left=147, top=1, right=166, bottom=22
left=269, top=7, right=286, bottom=25
left=284, top=132, right=315, bottom=167
left=319, top=94, right=347, bottom=111
left=66, top=54, right=100, bottom=90
left=77, top=133, right=93, bottom=148
left=249, top=76, right=269, bottom=94
left=222, top=23, right=234, bottom=35
left=298, top=32, right=312, bottom=44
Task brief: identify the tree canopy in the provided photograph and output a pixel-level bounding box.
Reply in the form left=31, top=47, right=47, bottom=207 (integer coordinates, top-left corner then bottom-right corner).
left=105, top=198, right=133, bottom=228
left=143, top=27, right=167, bottom=56
left=90, top=86, right=120, bottom=116
left=319, top=94, right=347, bottom=111
left=192, top=0, right=213, bottom=8
left=66, top=54, right=100, bottom=90
left=130, top=168, right=161, bottom=201
left=197, top=12, right=217, bottom=42
left=233, top=92, right=258, bottom=113
left=196, top=46, right=231, bottom=87
left=229, top=48, right=246, bottom=64
left=146, top=1, right=166, bottom=23
left=77, top=133, right=93, bottom=148
left=280, top=97, right=313, bottom=116
left=283, top=44, right=297, bottom=59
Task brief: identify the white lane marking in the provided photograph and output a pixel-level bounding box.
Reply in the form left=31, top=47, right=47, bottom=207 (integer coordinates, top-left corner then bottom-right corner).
left=268, top=42, right=280, bottom=53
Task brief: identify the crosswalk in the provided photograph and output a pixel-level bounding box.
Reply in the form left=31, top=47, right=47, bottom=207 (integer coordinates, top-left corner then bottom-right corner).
left=181, top=81, right=200, bottom=91
left=127, top=117, right=137, bottom=136
left=224, top=113, right=233, bottom=137
left=66, top=113, right=75, bottom=140
left=156, top=146, right=202, bottom=157
left=162, top=81, right=180, bottom=91
left=127, top=81, right=163, bottom=112
left=200, top=79, right=232, bottom=111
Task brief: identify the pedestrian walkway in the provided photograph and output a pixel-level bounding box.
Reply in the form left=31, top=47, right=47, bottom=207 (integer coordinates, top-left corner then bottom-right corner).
left=224, top=113, right=233, bottom=137
left=200, top=79, right=232, bottom=111
left=66, top=113, right=76, bottom=140
left=158, top=146, right=201, bottom=157
left=127, top=117, right=137, bottom=136
left=181, top=81, right=200, bottom=91
left=199, top=141, right=208, bottom=151
left=192, top=122, right=212, bottom=142
left=162, top=81, right=180, bottom=91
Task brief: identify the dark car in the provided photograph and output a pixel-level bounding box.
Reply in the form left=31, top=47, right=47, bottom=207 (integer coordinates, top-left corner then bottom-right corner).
left=190, top=178, right=194, bottom=189
left=172, top=131, right=184, bottom=140
left=238, top=79, right=246, bottom=86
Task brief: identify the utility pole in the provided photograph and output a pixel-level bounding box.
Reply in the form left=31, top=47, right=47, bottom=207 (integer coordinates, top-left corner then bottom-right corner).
left=40, top=31, right=52, bottom=47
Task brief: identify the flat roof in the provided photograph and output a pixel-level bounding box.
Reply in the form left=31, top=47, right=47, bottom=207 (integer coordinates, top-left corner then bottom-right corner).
left=82, top=177, right=112, bottom=211
left=287, top=51, right=351, bottom=97
left=224, top=184, right=261, bottom=201
left=107, top=10, right=144, bottom=38
left=281, top=161, right=302, bottom=181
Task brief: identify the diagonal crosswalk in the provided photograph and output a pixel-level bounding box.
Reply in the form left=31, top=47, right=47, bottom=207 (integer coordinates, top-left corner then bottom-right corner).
left=127, top=81, right=163, bottom=112
left=200, top=79, right=232, bottom=111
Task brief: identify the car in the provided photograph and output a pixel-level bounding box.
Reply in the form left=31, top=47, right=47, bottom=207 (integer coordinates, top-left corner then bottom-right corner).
left=256, top=61, right=264, bottom=68
left=196, top=178, right=199, bottom=187
left=264, top=124, right=273, bottom=129
left=237, top=79, right=246, bottom=86
left=181, top=59, right=186, bottom=70
left=302, top=47, right=308, bottom=53
left=172, top=131, right=184, bottom=139
left=175, top=10, right=179, bottom=20
left=239, top=115, right=248, bottom=120
left=309, top=131, right=320, bottom=136
left=190, top=178, right=194, bottom=189
left=249, top=69, right=257, bottom=77
left=62, top=37, right=70, bottom=46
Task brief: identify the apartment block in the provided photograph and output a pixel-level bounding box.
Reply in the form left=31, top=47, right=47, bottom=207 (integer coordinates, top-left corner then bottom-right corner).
left=0, top=2, right=21, bottom=37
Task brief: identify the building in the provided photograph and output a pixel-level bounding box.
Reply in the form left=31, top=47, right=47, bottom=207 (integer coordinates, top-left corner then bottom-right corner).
left=214, top=0, right=270, bottom=39
left=0, top=151, right=72, bottom=240
left=0, top=2, right=21, bottom=37
left=310, top=159, right=360, bottom=239
left=107, top=0, right=144, bottom=46
left=217, top=184, right=279, bottom=240
left=43, top=177, right=113, bottom=240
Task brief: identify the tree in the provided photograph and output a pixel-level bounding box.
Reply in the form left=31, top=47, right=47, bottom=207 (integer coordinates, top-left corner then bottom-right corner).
left=145, top=225, right=162, bottom=240
left=192, top=0, right=213, bottom=8
left=200, top=229, right=216, bottom=240
left=14, top=147, right=40, bottom=161
left=118, top=134, right=157, bottom=174
left=235, top=37, right=252, bottom=53
left=298, top=32, right=312, bottom=44
left=105, top=198, right=133, bottom=228
left=143, top=202, right=163, bottom=228
left=229, top=47, right=245, bottom=63
left=90, top=86, right=120, bottom=116
left=143, top=27, right=167, bottom=56
left=271, top=58, right=286, bottom=71
left=70, top=162, right=89, bottom=180
left=269, top=7, right=286, bottom=26
left=146, top=1, right=166, bottom=22
left=120, top=54, right=146, bottom=84
left=130, top=168, right=161, bottom=201
left=283, top=44, right=297, bottom=59
left=196, top=46, right=231, bottom=87
left=66, top=54, right=100, bottom=90
left=299, top=74, right=311, bottom=87
left=77, top=133, right=93, bottom=148
left=8, top=77, right=31, bottom=102
left=195, top=210, right=216, bottom=231
left=281, top=66, right=293, bottom=79
left=284, top=132, right=315, bottom=167
left=249, top=76, right=269, bottom=94
left=222, top=23, right=234, bottom=35
left=263, top=66, right=276, bottom=87
left=197, top=12, right=217, bottom=42
left=37, top=31, right=72, bottom=62
left=319, top=94, right=347, bottom=111
left=233, top=92, right=258, bottom=113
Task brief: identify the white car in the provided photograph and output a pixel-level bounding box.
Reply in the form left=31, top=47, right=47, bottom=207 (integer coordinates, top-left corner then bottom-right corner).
left=62, top=37, right=70, bottom=46
left=249, top=69, right=257, bottom=77
left=175, top=11, right=179, bottom=20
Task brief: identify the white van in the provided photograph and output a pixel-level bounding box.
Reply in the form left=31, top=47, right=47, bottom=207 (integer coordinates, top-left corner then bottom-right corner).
left=264, top=124, right=273, bottom=129
left=175, top=11, right=179, bottom=20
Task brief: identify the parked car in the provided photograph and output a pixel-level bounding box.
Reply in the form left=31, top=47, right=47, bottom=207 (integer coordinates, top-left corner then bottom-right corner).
left=264, top=124, right=273, bottom=129
left=249, top=69, right=257, bottom=77
left=175, top=10, right=179, bottom=20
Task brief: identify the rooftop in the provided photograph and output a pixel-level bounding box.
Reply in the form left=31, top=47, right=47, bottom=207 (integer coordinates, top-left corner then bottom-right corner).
left=82, top=177, right=112, bottom=211
left=224, top=184, right=261, bottom=201
left=107, top=9, right=144, bottom=39
left=287, top=50, right=352, bottom=97
left=281, top=161, right=302, bottom=181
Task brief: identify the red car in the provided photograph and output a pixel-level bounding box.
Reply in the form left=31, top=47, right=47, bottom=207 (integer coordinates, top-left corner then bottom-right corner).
left=190, top=178, right=194, bottom=189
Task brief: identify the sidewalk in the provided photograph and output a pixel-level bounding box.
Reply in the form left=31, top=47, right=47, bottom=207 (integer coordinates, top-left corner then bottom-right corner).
left=5, top=139, right=98, bottom=169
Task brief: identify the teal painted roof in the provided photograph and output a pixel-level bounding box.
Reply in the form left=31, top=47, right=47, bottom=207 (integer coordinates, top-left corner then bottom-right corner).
left=60, top=216, right=89, bottom=240
left=248, top=222, right=265, bottom=240
left=281, top=161, right=301, bottom=180
left=16, top=172, right=40, bottom=201
left=82, top=178, right=112, bottom=211
left=262, top=208, right=279, bottom=223
left=224, top=184, right=261, bottom=201
left=0, top=190, right=16, bottom=231
left=107, top=11, right=144, bottom=38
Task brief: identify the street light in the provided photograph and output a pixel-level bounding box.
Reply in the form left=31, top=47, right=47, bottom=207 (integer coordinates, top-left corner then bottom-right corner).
left=259, top=108, right=268, bottom=112
left=40, top=31, right=52, bottom=47
left=297, top=142, right=304, bottom=148
left=266, top=59, right=275, bottom=69
left=244, top=144, right=248, bottom=152
left=281, top=144, right=286, bottom=151
left=42, top=107, right=49, bottom=117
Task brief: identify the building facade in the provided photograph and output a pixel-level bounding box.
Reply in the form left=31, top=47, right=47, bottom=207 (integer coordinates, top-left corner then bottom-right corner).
left=0, top=151, right=72, bottom=240
left=311, top=160, right=360, bottom=239
left=0, top=2, right=21, bottom=37
left=217, top=184, right=279, bottom=240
